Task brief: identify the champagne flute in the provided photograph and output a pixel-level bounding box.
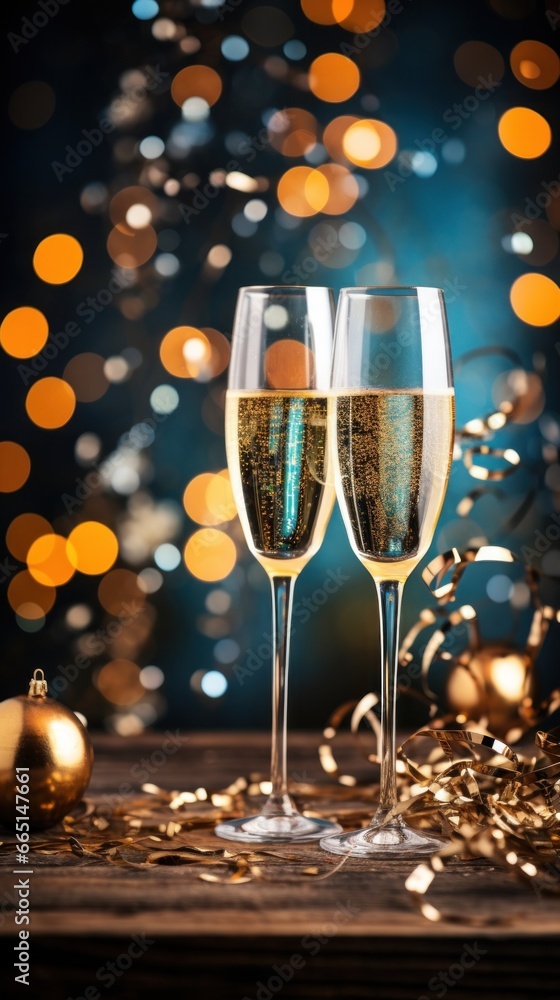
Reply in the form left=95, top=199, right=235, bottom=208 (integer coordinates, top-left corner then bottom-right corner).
left=321, top=287, right=454, bottom=857
left=216, top=286, right=342, bottom=842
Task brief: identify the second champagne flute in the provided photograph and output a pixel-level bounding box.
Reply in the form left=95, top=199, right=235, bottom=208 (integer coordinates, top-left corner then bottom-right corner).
left=215, top=286, right=342, bottom=843
left=321, top=286, right=455, bottom=857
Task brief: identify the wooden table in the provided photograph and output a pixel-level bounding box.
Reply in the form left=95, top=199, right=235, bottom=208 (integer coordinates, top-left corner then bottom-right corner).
left=0, top=733, right=557, bottom=999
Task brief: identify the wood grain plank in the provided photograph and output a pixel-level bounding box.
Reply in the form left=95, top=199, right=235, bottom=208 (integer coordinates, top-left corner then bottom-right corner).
left=0, top=732, right=558, bottom=945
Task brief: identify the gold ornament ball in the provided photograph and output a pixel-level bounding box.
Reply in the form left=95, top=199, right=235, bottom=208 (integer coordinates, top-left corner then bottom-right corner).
left=0, top=671, right=93, bottom=831
left=445, top=644, right=535, bottom=738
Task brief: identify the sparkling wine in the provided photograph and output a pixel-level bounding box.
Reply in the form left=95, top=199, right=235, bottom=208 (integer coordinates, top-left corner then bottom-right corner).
left=226, top=390, right=334, bottom=574
left=332, top=388, right=455, bottom=581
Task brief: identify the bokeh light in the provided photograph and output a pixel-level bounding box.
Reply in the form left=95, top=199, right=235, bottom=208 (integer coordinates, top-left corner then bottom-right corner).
left=301, top=0, right=351, bottom=25
left=183, top=474, right=216, bottom=525
left=98, top=569, right=145, bottom=615
left=0, top=307, right=49, bottom=359
left=200, top=670, right=228, bottom=698
left=342, top=120, right=397, bottom=169
left=486, top=574, right=514, bottom=603
left=453, top=41, right=505, bottom=86
left=510, top=219, right=558, bottom=266
left=32, top=234, right=83, bottom=284
left=96, top=659, right=144, bottom=705
left=138, top=567, right=164, bottom=594
left=183, top=471, right=236, bottom=525
left=225, top=171, right=260, bottom=193
left=139, top=135, right=165, bottom=159
left=66, top=604, right=93, bottom=629
left=242, top=5, right=294, bottom=46
left=278, top=166, right=325, bottom=217
left=154, top=542, right=182, bottom=571
left=140, top=665, right=165, bottom=689
left=207, top=471, right=236, bottom=524
left=150, top=384, right=180, bottom=414
left=0, top=442, right=31, bottom=492
left=182, top=97, right=210, bottom=121
left=8, top=81, right=55, bottom=130
left=16, top=614, right=46, bottom=634
left=104, top=356, right=130, bottom=383
left=67, top=522, right=119, bottom=575
left=214, top=638, right=239, bottom=663
left=333, top=0, right=385, bottom=32
left=343, top=121, right=380, bottom=161
left=171, top=66, right=223, bottom=107
left=442, top=139, right=465, bottom=164
left=25, top=377, right=76, bottom=429
left=498, top=107, right=552, bottom=159
left=221, top=36, right=250, bottom=61
left=323, top=115, right=359, bottom=162
left=502, top=231, right=534, bottom=256
left=493, top=369, right=545, bottom=425
left=198, top=328, right=230, bottom=379
left=151, top=20, right=181, bottom=41
left=109, top=185, right=159, bottom=227
left=265, top=340, right=315, bottom=388
left=132, top=0, right=159, bottom=19
left=206, top=245, right=232, bottom=269
left=126, top=203, right=152, bottom=229
left=155, top=253, right=180, bottom=277
left=160, top=325, right=212, bottom=378
left=510, top=40, right=560, bottom=89
left=107, top=225, right=158, bottom=268
left=8, top=571, right=56, bottom=620
left=6, top=513, right=52, bottom=562
left=63, top=353, right=109, bottom=403
left=206, top=589, right=231, bottom=614
left=80, top=182, right=108, bottom=214
left=27, top=534, right=76, bottom=587
left=510, top=274, right=560, bottom=326
left=184, top=529, right=236, bottom=582
left=315, top=163, right=360, bottom=214
left=304, top=169, right=330, bottom=211
left=339, top=221, right=367, bottom=249
left=284, top=40, right=306, bottom=60
left=309, top=54, right=360, bottom=103
left=244, top=199, right=268, bottom=223
left=411, top=151, right=438, bottom=178
left=268, top=108, right=318, bottom=157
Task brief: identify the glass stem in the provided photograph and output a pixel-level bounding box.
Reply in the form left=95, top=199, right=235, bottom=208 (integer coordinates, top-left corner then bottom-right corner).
left=264, top=574, right=296, bottom=817
left=374, top=579, right=404, bottom=821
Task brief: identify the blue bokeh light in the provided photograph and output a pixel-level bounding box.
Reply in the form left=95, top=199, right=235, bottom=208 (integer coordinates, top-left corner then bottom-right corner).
left=221, top=36, right=250, bottom=61
left=283, top=40, right=307, bottom=60
left=154, top=544, right=181, bottom=571
left=201, top=670, right=228, bottom=698
left=411, top=151, right=438, bottom=178
left=132, top=0, right=159, bottom=21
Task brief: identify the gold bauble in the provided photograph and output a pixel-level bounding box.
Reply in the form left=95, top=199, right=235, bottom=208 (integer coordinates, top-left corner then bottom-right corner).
left=445, top=643, right=535, bottom=738
left=0, top=670, right=93, bottom=831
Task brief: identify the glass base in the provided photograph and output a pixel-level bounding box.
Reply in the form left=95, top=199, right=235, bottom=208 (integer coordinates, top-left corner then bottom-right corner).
left=320, top=815, right=444, bottom=857
left=215, top=812, right=343, bottom=844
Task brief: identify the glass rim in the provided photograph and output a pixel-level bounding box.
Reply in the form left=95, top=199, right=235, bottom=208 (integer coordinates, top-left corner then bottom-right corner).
left=238, top=285, right=334, bottom=294
left=340, top=285, right=445, bottom=296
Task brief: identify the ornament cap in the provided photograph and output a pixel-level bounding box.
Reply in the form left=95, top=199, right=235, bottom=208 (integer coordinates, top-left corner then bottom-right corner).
left=28, top=668, right=48, bottom=698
